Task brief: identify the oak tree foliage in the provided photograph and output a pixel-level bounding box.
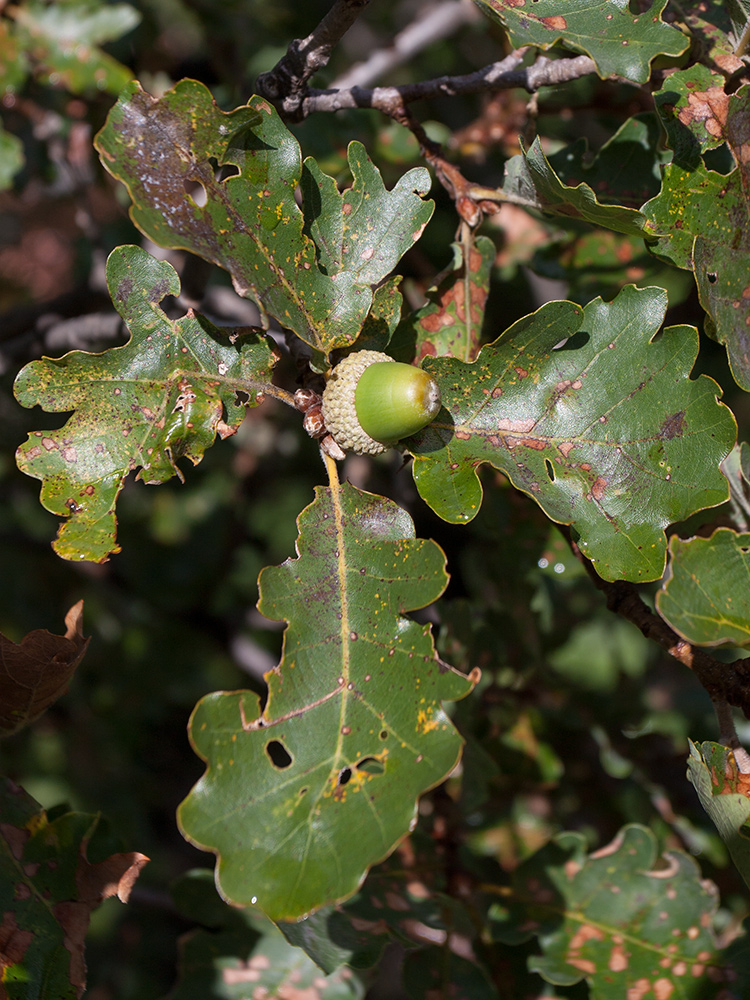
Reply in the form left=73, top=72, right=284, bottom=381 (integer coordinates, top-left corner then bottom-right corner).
left=3, top=0, right=750, bottom=997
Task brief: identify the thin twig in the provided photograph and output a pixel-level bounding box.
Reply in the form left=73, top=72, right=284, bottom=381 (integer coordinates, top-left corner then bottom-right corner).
left=255, top=0, right=373, bottom=118
left=560, top=526, right=750, bottom=719
left=331, top=0, right=480, bottom=91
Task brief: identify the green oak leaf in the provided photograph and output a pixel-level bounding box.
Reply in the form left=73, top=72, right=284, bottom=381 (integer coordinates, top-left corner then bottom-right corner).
left=14, top=245, right=276, bottom=563
left=0, top=777, right=148, bottom=1000
left=409, top=285, right=734, bottom=583
left=0, top=126, right=24, bottom=190
left=488, top=824, right=736, bottom=996
left=10, top=0, right=139, bottom=95
left=178, top=482, right=476, bottom=922
left=644, top=87, right=750, bottom=391
left=532, top=227, right=688, bottom=307
left=654, top=64, right=729, bottom=169
left=676, top=0, right=742, bottom=72
left=167, top=870, right=363, bottom=1000
left=501, top=134, right=654, bottom=238
left=657, top=528, right=750, bottom=646
left=642, top=161, right=730, bottom=271
left=391, top=234, right=495, bottom=364
left=300, top=144, right=433, bottom=289
left=95, top=81, right=432, bottom=355
left=349, top=275, right=403, bottom=354
left=547, top=113, right=667, bottom=210
left=687, top=741, right=750, bottom=896
left=0, top=18, right=30, bottom=94
left=474, top=0, right=688, bottom=83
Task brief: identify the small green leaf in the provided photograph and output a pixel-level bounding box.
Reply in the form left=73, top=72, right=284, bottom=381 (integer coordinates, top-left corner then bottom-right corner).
left=0, top=125, right=24, bottom=189
left=657, top=528, right=750, bottom=646
left=502, top=134, right=653, bottom=238
left=409, top=285, right=735, bottom=583
left=95, top=82, right=432, bottom=354
left=178, top=482, right=476, bottom=921
left=474, top=0, right=688, bottom=83
left=301, top=142, right=433, bottom=287
left=687, top=741, right=750, bottom=895
left=489, top=824, right=735, bottom=996
left=654, top=64, right=729, bottom=168
left=0, top=18, right=30, bottom=94
left=14, top=245, right=276, bottom=563
left=10, top=0, right=139, bottom=94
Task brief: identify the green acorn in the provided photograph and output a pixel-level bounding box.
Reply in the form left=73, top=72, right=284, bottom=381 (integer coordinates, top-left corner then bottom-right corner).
left=321, top=350, right=441, bottom=456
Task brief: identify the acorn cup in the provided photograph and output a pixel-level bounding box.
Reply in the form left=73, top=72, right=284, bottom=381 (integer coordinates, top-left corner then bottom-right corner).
left=321, top=350, right=442, bottom=456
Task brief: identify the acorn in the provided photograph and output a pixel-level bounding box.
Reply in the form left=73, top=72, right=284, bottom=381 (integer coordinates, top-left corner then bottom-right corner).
left=321, top=350, right=441, bottom=456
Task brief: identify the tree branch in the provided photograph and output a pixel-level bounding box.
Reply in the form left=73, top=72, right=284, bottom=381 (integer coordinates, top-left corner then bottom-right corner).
left=293, top=52, right=598, bottom=118
left=255, top=0, right=373, bottom=118
left=330, top=0, right=480, bottom=91
left=562, top=527, right=750, bottom=720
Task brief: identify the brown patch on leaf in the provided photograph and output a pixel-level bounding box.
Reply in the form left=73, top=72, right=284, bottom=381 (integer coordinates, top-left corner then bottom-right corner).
left=629, top=980, right=653, bottom=1000
left=654, top=978, right=675, bottom=999
left=497, top=418, right=535, bottom=433
left=0, top=911, right=34, bottom=967
left=542, top=15, right=567, bottom=29
left=660, top=411, right=686, bottom=440
left=591, top=477, right=607, bottom=502
left=0, top=602, right=89, bottom=737
left=609, top=940, right=628, bottom=971
left=512, top=437, right=545, bottom=451
left=677, top=87, right=730, bottom=140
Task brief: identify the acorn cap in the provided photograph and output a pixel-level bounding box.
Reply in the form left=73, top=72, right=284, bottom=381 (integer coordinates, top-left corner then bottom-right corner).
left=321, top=350, right=441, bottom=456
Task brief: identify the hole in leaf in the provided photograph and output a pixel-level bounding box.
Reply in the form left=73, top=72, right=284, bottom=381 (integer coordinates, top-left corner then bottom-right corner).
left=741, top=547, right=750, bottom=554
left=235, top=389, right=250, bottom=406
left=265, top=739, right=293, bottom=769
left=219, top=163, right=240, bottom=180
left=554, top=330, right=590, bottom=352
left=355, top=756, right=385, bottom=776
left=707, top=272, right=718, bottom=284
left=379, top=729, right=388, bottom=740
left=183, top=178, right=208, bottom=207
left=545, top=459, right=555, bottom=482
left=299, top=786, right=308, bottom=796
left=337, top=767, right=352, bottom=787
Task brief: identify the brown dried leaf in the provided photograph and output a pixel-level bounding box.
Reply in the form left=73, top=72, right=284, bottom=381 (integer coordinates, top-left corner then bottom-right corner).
left=53, top=849, right=149, bottom=995
left=76, top=850, right=150, bottom=905
left=0, top=601, right=89, bottom=737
